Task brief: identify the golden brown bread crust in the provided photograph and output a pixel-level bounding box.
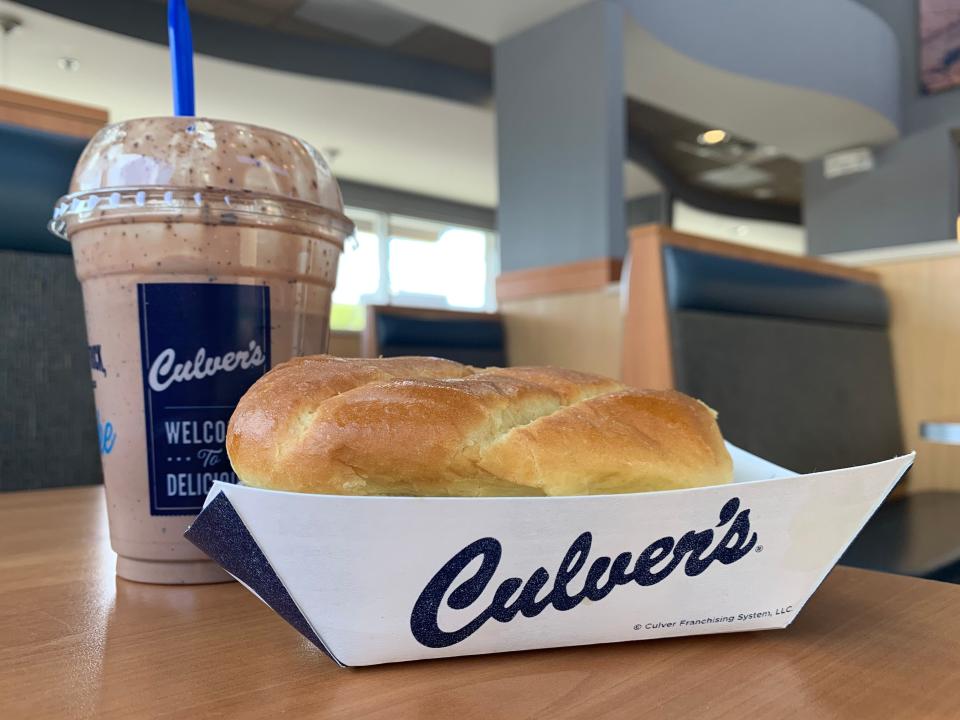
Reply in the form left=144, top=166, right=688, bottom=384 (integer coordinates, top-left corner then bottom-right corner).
left=226, top=356, right=733, bottom=496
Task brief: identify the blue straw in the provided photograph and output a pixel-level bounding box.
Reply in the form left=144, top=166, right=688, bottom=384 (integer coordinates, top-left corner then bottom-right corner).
left=167, top=0, right=195, bottom=116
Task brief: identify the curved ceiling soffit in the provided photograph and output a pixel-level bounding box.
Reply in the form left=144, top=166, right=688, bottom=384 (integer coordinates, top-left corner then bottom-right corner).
left=623, top=0, right=901, bottom=161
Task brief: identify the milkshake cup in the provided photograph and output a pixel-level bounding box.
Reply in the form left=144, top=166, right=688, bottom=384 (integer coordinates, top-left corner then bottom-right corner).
left=51, top=117, right=353, bottom=584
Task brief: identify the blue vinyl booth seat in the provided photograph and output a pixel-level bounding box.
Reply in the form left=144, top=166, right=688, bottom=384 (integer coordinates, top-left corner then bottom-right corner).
left=663, top=245, right=901, bottom=475
left=368, top=305, right=507, bottom=367
left=0, top=123, right=101, bottom=491
left=3, top=123, right=87, bottom=255
left=655, top=240, right=960, bottom=582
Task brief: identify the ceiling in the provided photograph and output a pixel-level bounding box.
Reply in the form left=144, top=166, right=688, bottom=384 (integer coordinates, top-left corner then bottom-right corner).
left=167, top=0, right=591, bottom=47
left=0, top=0, right=499, bottom=204
left=2, top=0, right=903, bottom=218
left=0, top=0, right=664, bottom=207
left=144, top=0, right=491, bottom=73
left=130, top=0, right=886, bottom=217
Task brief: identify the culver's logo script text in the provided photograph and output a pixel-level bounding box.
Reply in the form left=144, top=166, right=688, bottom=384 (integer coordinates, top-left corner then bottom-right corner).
left=411, top=497, right=757, bottom=648
left=148, top=340, right=266, bottom=393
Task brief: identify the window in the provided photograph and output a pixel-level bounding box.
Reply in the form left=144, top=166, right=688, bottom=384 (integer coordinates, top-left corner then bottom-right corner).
left=331, top=207, right=498, bottom=331
left=330, top=209, right=385, bottom=331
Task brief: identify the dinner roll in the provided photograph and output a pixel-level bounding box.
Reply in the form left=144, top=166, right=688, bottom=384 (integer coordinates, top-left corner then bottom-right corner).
left=226, top=355, right=733, bottom=496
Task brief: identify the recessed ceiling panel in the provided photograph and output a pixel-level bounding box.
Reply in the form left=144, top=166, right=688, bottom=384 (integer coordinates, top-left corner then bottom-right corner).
left=375, top=0, right=592, bottom=42
left=294, top=0, right=428, bottom=46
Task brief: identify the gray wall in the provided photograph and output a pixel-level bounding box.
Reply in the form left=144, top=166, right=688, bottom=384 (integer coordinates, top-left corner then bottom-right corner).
left=805, top=126, right=958, bottom=254
left=807, top=1, right=960, bottom=253
left=495, top=1, right=626, bottom=272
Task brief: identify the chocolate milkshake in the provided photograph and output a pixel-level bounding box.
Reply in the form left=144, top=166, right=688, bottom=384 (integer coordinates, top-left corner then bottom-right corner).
left=51, top=117, right=352, bottom=584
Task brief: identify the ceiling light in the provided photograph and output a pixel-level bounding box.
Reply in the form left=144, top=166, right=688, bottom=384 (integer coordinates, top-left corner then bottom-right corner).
left=57, top=56, right=80, bottom=72
left=697, top=129, right=729, bottom=146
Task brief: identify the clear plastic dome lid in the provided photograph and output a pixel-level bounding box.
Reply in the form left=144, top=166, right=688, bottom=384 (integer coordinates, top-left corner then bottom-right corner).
left=51, top=116, right=353, bottom=240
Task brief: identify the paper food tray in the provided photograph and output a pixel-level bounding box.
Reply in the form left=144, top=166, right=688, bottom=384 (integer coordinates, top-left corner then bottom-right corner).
left=185, top=443, right=915, bottom=666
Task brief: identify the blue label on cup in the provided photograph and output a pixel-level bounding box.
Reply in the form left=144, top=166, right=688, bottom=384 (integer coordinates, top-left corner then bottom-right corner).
left=137, top=283, right=271, bottom=516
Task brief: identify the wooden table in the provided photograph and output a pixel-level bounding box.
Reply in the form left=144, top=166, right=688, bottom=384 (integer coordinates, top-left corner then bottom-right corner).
left=3, top=487, right=960, bottom=720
